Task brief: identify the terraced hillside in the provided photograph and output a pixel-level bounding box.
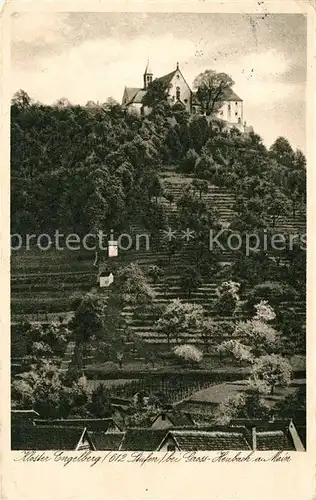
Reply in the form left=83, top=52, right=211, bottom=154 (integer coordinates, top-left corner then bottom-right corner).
left=115, top=167, right=306, bottom=354
left=120, top=246, right=305, bottom=352
left=11, top=167, right=306, bottom=360
left=159, top=168, right=306, bottom=233
left=11, top=249, right=97, bottom=319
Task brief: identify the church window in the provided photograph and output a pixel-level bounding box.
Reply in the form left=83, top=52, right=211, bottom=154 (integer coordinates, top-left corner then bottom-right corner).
left=184, top=98, right=188, bottom=104
left=235, top=101, right=238, bottom=105
left=235, top=112, right=238, bottom=116
left=176, top=87, right=181, bottom=100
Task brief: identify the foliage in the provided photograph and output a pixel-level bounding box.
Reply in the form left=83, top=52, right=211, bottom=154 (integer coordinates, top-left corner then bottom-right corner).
left=253, top=300, right=276, bottom=323
left=70, top=293, right=107, bottom=342
left=193, top=70, right=234, bottom=115
left=11, top=361, right=90, bottom=418
left=157, top=299, right=204, bottom=345
left=274, top=385, right=306, bottom=420
left=214, top=392, right=271, bottom=425
left=233, top=318, right=280, bottom=357
left=179, top=148, right=199, bottom=173
left=142, top=79, right=171, bottom=108
left=249, top=354, right=292, bottom=395
left=147, top=264, right=164, bottom=284
left=214, top=281, right=240, bottom=316
left=173, top=344, right=203, bottom=365
left=88, top=383, right=112, bottom=418
left=200, top=319, right=234, bottom=351
left=114, top=263, right=154, bottom=306
left=180, top=266, right=202, bottom=298
left=216, top=339, right=253, bottom=363
left=246, top=282, right=297, bottom=314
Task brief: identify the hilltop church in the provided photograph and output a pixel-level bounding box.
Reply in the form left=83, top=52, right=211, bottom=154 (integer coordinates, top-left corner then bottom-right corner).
left=122, top=61, right=249, bottom=131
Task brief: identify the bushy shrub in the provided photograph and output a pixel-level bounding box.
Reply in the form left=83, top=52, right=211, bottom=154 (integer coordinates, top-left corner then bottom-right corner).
left=214, top=281, right=240, bottom=316
left=179, top=148, right=199, bottom=173
left=246, top=282, right=297, bottom=314
left=174, top=344, right=203, bottom=366
left=147, top=264, right=164, bottom=283
left=253, top=300, right=276, bottom=322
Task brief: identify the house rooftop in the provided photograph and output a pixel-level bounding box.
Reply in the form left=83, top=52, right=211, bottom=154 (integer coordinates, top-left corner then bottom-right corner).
left=119, top=428, right=168, bottom=451
left=165, top=429, right=251, bottom=451
left=11, top=425, right=93, bottom=450
left=34, top=418, right=121, bottom=432
left=151, top=411, right=194, bottom=427
left=91, top=432, right=125, bottom=451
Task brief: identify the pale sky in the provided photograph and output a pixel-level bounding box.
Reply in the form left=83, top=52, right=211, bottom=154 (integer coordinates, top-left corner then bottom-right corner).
left=11, top=12, right=306, bottom=152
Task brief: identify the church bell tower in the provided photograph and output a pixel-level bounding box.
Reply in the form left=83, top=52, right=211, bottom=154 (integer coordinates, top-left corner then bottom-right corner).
left=143, top=60, right=153, bottom=89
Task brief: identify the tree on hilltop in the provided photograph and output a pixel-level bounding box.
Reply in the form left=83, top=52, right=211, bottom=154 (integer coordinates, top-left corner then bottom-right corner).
left=193, top=70, right=234, bottom=115
left=142, top=79, right=171, bottom=108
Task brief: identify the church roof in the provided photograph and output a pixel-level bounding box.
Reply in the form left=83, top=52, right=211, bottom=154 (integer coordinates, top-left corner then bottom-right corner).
left=124, top=87, right=148, bottom=105
left=124, top=87, right=142, bottom=104
left=221, top=88, right=243, bottom=101
left=156, top=69, right=177, bottom=87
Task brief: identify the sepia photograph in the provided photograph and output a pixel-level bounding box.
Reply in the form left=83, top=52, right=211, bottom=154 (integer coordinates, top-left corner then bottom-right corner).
left=9, top=9, right=307, bottom=456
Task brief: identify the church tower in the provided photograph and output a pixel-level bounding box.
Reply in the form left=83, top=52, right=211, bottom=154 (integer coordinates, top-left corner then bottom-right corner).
left=143, top=60, right=153, bottom=89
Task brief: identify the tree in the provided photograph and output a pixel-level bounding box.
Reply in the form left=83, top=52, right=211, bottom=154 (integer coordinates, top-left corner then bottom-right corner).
left=191, top=179, right=209, bottom=199
left=179, top=149, right=199, bottom=173
left=214, top=392, right=271, bottom=425
left=147, top=264, right=164, bottom=284
left=216, top=339, right=253, bottom=363
left=269, top=137, right=295, bottom=167
left=180, top=266, right=202, bottom=298
left=88, top=384, right=112, bottom=417
left=31, top=341, right=53, bottom=359
left=214, top=281, right=240, bottom=317
left=114, top=263, right=154, bottom=306
left=274, top=385, right=306, bottom=420
left=173, top=344, right=203, bottom=367
left=250, top=354, right=292, bottom=395
left=157, top=299, right=204, bottom=346
left=193, top=70, right=234, bottom=115
left=70, top=293, right=107, bottom=343
left=233, top=319, right=280, bottom=357
left=142, top=79, right=171, bottom=108
left=253, top=300, right=276, bottom=323
left=11, top=89, right=32, bottom=109
left=200, top=319, right=234, bottom=352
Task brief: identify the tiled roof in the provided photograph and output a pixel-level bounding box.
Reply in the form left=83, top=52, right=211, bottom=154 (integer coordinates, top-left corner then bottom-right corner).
left=192, top=87, right=242, bottom=104
left=220, top=88, right=243, bottom=102
left=91, top=432, right=125, bottom=451
left=124, top=87, right=142, bottom=104
left=119, top=428, right=168, bottom=451
left=156, top=70, right=177, bottom=87
left=167, top=430, right=251, bottom=451
left=256, top=430, right=295, bottom=451
left=11, top=425, right=90, bottom=450
left=152, top=411, right=194, bottom=427
left=34, top=418, right=121, bottom=432
left=132, top=90, right=148, bottom=104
